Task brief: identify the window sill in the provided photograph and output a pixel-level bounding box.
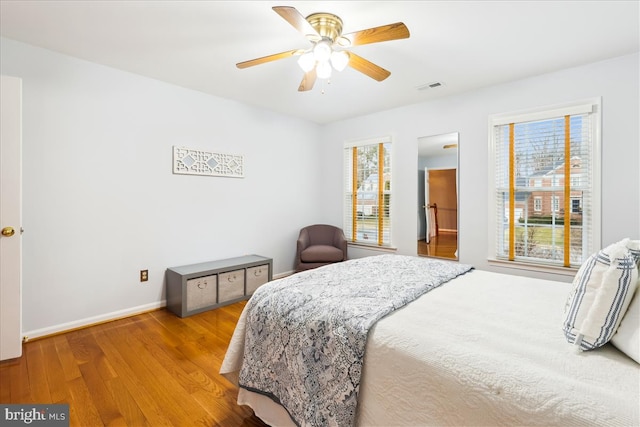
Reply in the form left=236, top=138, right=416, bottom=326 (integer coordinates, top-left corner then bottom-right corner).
left=348, top=242, right=397, bottom=252
left=487, top=258, right=578, bottom=278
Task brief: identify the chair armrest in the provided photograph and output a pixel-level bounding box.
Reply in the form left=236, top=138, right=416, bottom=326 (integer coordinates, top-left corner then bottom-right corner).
left=333, top=230, right=348, bottom=260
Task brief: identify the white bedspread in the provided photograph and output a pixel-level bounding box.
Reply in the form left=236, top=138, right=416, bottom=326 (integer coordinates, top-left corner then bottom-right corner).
left=222, top=268, right=640, bottom=426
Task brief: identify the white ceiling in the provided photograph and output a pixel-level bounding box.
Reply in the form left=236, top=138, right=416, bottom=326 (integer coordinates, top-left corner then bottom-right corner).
left=418, top=132, right=458, bottom=158
left=1, top=1, right=638, bottom=125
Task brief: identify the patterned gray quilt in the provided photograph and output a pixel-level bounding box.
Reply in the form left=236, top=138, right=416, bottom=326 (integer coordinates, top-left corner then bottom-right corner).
left=238, top=254, right=473, bottom=427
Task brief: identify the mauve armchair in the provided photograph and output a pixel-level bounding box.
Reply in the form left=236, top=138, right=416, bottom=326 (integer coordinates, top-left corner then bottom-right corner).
left=295, top=224, right=348, bottom=272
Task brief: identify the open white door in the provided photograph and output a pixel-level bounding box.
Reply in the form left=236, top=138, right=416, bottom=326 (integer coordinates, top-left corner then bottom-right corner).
left=424, top=167, right=430, bottom=243
left=1, top=75, right=23, bottom=360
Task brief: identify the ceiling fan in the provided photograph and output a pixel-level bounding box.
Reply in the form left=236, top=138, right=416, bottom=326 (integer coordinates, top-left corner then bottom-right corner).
left=236, top=6, right=410, bottom=92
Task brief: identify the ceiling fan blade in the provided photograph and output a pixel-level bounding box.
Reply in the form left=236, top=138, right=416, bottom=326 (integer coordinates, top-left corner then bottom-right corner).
left=298, top=69, right=317, bottom=91
left=273, top=6, right=319, bottom=38
left=236, top=49, right=301, bottom=69
left=341, top=22, right=410, bottom=47
left=348, top=52, right=391, bottom=82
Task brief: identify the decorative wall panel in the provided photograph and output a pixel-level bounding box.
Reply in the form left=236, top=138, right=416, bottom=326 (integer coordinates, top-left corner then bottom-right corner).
left=173, top=146, right=244, bottom=178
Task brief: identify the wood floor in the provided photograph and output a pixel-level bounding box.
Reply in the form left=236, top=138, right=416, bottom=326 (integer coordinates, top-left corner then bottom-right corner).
left=418, top=231, right=458, bottom=259
left=0, top=301, right=268, bottom=427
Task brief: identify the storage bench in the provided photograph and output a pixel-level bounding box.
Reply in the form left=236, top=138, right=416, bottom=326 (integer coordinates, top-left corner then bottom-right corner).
left=165, top=254, right=272, bottom=317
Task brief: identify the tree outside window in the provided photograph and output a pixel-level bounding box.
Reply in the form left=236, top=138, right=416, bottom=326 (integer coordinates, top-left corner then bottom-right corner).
left=490, top=99, right=600, bottom=269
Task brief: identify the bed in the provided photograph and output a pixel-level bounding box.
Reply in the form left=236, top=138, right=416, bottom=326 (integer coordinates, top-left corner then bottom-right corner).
left=220, top=252, right=640, bottom=427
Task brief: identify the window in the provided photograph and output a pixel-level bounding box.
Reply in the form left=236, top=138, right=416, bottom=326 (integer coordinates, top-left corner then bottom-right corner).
left=571, top=175, right=581, bottom=187
left=489, top=99, right=601, bottom=269
left=534, top=196, right=542, bottom=212
left=571, top=197, right=582, bottom=213
left=344, top=137, right=391, bottom=247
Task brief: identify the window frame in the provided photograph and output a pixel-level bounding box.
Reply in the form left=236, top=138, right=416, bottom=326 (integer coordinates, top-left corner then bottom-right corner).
left=343, top=136, right=393, bottom=249
left=487, top=98, right=602, bottom=275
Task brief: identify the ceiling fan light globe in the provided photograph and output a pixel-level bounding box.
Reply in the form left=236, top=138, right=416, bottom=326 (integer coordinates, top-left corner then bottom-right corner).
left=316, top=61, right=332, bottom=79
left=297, top=52, right=315, bottom=72
left=330, top=51, right=349, bottom=71
left=313, top=41, right=332, bottom=62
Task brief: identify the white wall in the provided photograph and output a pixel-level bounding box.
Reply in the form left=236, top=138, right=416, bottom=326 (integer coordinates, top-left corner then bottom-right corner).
left=1, top=38, right=325, bottom=336
left=2, top=36, right=638, bottom=337
left=320, top=53, right=640, bottom=282
left=418, top=154, right=457, bottom=170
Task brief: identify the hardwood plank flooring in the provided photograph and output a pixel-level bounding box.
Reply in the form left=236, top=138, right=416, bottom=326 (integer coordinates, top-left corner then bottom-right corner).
left=418, top=230, right=458, bottom=259
left=0, top=301, right=268, bottom=427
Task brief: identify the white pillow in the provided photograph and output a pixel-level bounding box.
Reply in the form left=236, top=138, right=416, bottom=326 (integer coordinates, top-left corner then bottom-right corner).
left=611, top=289, right=640, bottom=363
left=610, top=238, right=640, bottom=362
left=563, top=239, right=639, bottom=350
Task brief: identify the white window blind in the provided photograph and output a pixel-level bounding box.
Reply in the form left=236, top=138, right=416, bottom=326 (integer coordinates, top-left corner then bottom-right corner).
left=491, top=100, right=600, bottom=268
left=343, top=138, right=392, bottom=247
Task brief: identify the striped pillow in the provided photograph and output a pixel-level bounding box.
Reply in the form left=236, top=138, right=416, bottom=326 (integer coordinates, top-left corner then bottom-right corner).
left=563, top=239, right=639, bottom=350
left=626, top=239, right=640, bottom=267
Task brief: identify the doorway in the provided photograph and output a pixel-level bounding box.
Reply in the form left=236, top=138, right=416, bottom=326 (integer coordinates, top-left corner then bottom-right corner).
left=417, top=133, right=458, bottom=260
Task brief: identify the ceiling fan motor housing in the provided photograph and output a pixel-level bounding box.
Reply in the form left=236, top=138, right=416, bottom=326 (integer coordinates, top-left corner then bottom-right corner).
left=306, top=13, right=343, bottom=42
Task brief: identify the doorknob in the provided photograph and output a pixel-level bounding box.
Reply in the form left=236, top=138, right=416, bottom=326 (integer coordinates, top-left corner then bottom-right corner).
left=1, top=227, right=15, bottom=237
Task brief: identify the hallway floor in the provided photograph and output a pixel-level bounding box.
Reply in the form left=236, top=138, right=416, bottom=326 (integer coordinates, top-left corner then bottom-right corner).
left=418, top=231, right=457, bottom=260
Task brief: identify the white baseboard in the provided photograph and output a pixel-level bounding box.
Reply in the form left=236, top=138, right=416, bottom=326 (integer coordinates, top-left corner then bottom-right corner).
left=23, top=271, right=296, bottom=341
left=23, top=300, right=167, bottom=341
left=274, top=270, right=295, bottom=279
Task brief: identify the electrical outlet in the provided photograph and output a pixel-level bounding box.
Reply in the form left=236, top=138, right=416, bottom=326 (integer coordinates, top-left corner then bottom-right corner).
left=140, top=269, right=148, bottom=282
